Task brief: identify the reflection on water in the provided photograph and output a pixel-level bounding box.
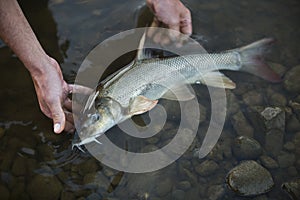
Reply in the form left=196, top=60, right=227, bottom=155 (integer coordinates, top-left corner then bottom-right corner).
left=0, top=0, right=299, bottom=199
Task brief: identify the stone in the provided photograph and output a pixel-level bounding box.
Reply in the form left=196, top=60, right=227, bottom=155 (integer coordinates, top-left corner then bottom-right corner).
left=283, top=142, right=296, bottom=152
left=83, top=172, right=110, bottom=190
left=226, top=160, right=274, bottom=196
left=264, top=129, right=284, bottom=157
left=27, top=174, right=63, bottom=200
left=207, top=184, right=225, bottom=200
left=287, top=166, right=298, bottom=176
left=284, top=65, right=300, bottom=93
left=226, top=90, right=240, bottom=116
left=282, top=178, right=300, bottom=200
left=12, top=156, right=27, bottom=176
left=183, top=101, right=206, bottom=130
left=277, top=151, right=296, bottom=168
left=286, top=115, right=300, bottom=132
left=177, top=181, right=191, bottom=191
left=60, top=191, right=75, bottom=200
left=232, top=136, right=262, bottom=160
left=231, top=111, right=254, bottom=137
left=171, top=189, right=185, bottom=200
left=86, top=193, right=102, bottom=200
left=243, top=90, right=264, bottom=106
left=0, top=184, right=10, bottom=200
left=0, top=127, right=5, bottom=139
left=195, top=160, right=219, bottom=176
left=155, top=177, right=173, bottom=197
left=269, top=92, right=287, bottom=106
left=289, top=101, right=300, bottom=120
left=77, top=158, right=99, bottom=176
left=259, top=155, right=279, bottom=169
left=260, top=107, right=285, bottom=131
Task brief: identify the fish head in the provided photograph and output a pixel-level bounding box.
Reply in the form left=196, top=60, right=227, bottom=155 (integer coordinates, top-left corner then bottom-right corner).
left=77, top=97, right=123, bottom=144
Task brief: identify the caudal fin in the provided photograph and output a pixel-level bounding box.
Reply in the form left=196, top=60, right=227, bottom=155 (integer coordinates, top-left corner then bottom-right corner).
left=237, top=38, right=282, bottom=83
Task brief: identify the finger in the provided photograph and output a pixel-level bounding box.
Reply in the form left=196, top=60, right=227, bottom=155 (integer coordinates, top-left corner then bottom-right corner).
left=50, top=100, right=65, bottom=134
left=68, top=84, right=93, bottom=95
left=180, top=10, right=192, bottom=35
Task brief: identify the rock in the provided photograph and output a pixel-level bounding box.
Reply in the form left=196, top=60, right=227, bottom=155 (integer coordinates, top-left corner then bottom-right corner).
left=287, top=166, right=298, bottom=176
left=171, top=189, right=185, bottom=200
left=246, top=107, right=284, bottom=156
left=83, top=172, right=110, bottom=190
left=264, top=129, right=284, bottom=157
left=0, top=127, right=5, bottom=139
left=259, top=155, right=279, bottom=169
left=77, top=158, right=99, bottom=176
left=283, top=142, right=296, bottom=152
left=269, top=92, right=287, bottom=106
left=232, top=136, right=262, bottom=160
left=207, top=184, right=225, bottom=200
left=60, top=191, right=75, bottom=200
left=27, top=174, right=63, bottom=200
left=155, top=177, right=173, bottom=197
left=86, top=193, right=102, bottom=200
left=195, top=160, right=219, bottom=176
left=0, top=184, right=10, bottom=200
left=183, top=101, right=206, bottom=130
left=289, top=101, right=300, bottom=120
left=284, top=65, right=300, bottom=93
left=260, top=107, right=285, bottom=131
left=231, top=111, right=254, bottom=137
left=177, top=181, right=191, bottom=191
left=286, top=115, right=300, bottom=132
left=226, top=160, right=274, bottom=196
left=282, top=178, right=300, bottom=200
left=277, top=151, right=296, bottom=168
left=226, top=91, right=240, bottom=116
left=12, top=156, right=27, bottom=176
left=243, top=91, right=264, bottom=106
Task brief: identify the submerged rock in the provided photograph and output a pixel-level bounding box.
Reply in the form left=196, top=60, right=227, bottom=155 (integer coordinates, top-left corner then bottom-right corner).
left=195, top=160, right=219, bottom=176
left=232, top=136, right=262, bottom=160
left=259, top=155, right=279, bottom=169
left=284, top=65, right=300, bottom=93
left=27, top=174, right=62, bottom=200
left=282, top=178, right=300, bottom=200
left=231, top=111, right=254, bottom=137
left=260, top=107, right=285, bottom=131
left=226, top=160, right=274, bottom=196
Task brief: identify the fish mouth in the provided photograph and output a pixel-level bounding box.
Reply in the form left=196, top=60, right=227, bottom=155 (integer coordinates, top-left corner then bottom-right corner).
left=72, top=133, right=104, bottom=152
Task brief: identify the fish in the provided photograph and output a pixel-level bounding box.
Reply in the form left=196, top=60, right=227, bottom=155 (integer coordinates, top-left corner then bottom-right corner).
left=72, top=37, right=281, bottom=151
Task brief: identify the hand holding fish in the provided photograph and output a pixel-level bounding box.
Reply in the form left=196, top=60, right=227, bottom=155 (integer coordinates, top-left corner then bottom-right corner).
left=146, top=0, right=192, bottom=44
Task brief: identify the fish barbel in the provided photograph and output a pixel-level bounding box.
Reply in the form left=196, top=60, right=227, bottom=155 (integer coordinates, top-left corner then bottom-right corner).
left=72, top=37, right=281, bottom=150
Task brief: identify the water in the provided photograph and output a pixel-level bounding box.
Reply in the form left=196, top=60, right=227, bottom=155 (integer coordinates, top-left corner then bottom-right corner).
left=0, top=0, right=299, bottom=199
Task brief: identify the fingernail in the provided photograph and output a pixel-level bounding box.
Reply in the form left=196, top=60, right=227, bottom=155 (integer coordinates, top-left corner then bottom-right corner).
left=54, top=123, right=61, bottom=133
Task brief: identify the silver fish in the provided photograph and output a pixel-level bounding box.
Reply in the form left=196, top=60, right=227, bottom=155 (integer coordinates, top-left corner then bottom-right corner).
left=72, top=37, right=281, bottom=150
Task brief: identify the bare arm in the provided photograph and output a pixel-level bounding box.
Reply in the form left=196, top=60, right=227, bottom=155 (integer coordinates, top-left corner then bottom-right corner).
left=0, top=0, right=72, bottom=133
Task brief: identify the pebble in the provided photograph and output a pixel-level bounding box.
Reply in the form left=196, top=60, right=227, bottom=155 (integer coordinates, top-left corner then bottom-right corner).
left=282, top=178, right=300, bottom=200
left=283, top=141, right=296, bottom=152
left=284, top=65, right=300, bottom=93
left=155, top=177, right=173, bottom=197
left=260, top=107, right=285, bottom=131
left=171, top=189, right=185, bottom=200
left=0, top=127, right=5, bottom=139
left=269, top=92, right=287, bottom=106
left=231, top=111, right=254, bottom=137
left=0, top=184, right=10, bottom=200
left=232, top=136, right=262, bottom=160
left=264, top=129, right=284, bottom=157
left=27, top=174, right=63, bottom=200
left=287, top=166, right=298, bottom=176
left=177, top=181, right=191, bottom=191
left=12, top=156, right=27, bottom=176
left=286, top=115, right=300, bottom=132
left=277, top=151, right=296, bottom=168
left=226, top=160, right=274, bottom=196
left=195, top=160, right=219, bottom=176
left=259, top=155, right=279, bottom=169
left=207, top=184, right=225, bottom=200
left=243, top=90, right=264, bottom=106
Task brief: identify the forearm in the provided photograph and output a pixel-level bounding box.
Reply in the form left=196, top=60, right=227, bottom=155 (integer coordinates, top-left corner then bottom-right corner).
left=0, top=0, right=49, bottom=75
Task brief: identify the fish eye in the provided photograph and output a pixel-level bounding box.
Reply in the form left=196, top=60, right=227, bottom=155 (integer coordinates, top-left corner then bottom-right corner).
left=91, top=113, right=100, bottom=122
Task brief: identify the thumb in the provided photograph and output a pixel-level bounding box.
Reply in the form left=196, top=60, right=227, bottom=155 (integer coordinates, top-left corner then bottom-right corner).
left=50, top=100, right=66, bottom=134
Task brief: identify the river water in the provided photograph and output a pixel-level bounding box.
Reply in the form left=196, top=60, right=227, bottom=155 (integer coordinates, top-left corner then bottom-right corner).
left=0, top=0, right=299, bottom=199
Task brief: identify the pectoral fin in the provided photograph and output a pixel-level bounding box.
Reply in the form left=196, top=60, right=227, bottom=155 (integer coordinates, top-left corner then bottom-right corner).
left=128, top=96, right=158, bottom=115
left=200, top=72, right=236, bottom=89
left=162, top=84, right=195, bottom=101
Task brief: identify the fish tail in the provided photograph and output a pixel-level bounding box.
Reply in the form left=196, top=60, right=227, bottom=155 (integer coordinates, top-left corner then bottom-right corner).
left=236, top=38, right=282, bottom=82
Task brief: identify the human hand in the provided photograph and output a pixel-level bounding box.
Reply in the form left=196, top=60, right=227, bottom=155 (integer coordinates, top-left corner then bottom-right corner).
left=31, top=57, right=92, bottom=134
left=146, top=0, right=192, bottom=44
